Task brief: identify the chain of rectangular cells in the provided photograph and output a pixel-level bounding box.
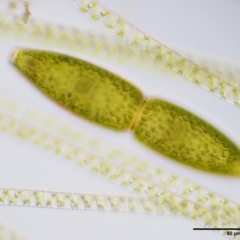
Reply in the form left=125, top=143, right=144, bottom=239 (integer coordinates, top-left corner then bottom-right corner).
left=0, top=93, right=239, bottom=240
left=174, top=50, right=240, bottom=89
left=0, top=187, right=239, bottom=240
left=0, top=188, right=162, bottom=214
left=68, top=0, right=240, bottom=107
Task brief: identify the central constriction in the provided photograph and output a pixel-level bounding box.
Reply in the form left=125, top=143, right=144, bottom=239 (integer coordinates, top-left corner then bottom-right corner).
left=11, top=48, right=240, bottom=175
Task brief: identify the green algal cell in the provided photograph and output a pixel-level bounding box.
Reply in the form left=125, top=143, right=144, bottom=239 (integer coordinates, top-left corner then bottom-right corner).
left=133, top=99, right=240, bottom=175
left=11, top=48, right=240, bottom=176
left=13, top=49, right=144, bottom=130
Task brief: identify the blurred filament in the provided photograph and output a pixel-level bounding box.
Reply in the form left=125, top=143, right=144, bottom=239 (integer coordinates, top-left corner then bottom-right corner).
left=0, top=92, right=240, bottom=240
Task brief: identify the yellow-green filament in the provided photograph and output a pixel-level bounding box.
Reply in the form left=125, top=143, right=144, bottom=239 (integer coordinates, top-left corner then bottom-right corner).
left=13, top=49, right=144, bottom=131
left=12, top=49, right=240, bottom=175
left=133, top=99, right=240, bottom=175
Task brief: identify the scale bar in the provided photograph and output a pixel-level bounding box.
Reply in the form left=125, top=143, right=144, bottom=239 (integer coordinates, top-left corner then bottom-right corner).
left=193, top=228, right=240, bottom=231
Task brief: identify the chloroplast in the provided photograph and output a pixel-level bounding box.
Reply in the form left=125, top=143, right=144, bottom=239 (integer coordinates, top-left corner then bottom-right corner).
left=134, top=99, right=240, bottom=175
left=13, top=49, right=144, bottom=130
left=12, top=48, right=240, bottom=175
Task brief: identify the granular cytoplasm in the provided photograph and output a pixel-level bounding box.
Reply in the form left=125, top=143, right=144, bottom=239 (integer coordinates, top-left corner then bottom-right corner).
left=12, top=48, right=144, bottom=131
left=134, top=99, right=240, bottom=175
left=11, top=48, right=240, bottom=175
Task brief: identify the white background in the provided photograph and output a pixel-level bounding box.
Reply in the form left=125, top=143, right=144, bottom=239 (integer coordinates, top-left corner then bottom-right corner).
left=0, top=0, right=240, bottom=239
